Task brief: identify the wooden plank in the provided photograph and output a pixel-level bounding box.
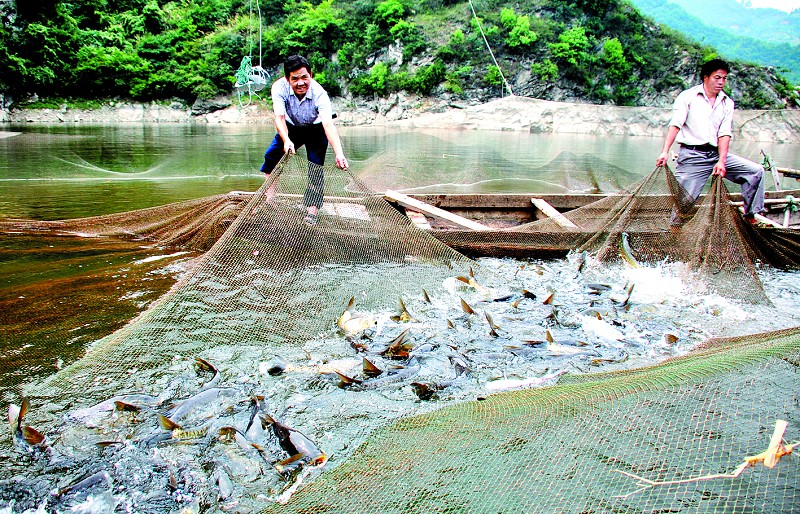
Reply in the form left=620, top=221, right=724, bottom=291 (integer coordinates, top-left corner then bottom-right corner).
left=531, top=198, right=578, bottom=228
left=405, top=209, right=432, bottom=230
left=384, top=190, right=491, bottom=231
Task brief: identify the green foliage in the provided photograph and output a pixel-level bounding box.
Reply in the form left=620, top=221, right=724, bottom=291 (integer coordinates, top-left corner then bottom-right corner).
left=507, top=16, right=536, bottom=48
left=485, top=65, right=503, bottom=87
left=0, top=0, right=794, bottom=108
left=602, top=38, right=629, bottom=82
left=531, top=59, right=558, bottom=82
left=549, top=26, right=590, bottom=67
left=375, top=0, right=407, bottom=25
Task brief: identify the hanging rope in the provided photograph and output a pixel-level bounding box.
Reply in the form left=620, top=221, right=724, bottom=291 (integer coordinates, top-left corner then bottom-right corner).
left=467, top=0, right=514, bottom=97
left=234, top=0, right=269, bottom=107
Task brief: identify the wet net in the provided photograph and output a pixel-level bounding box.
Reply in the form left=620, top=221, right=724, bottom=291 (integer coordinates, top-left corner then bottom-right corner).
left=435, top=165, right=800, bottom=305
left=1, top=156, right=798, bottom=512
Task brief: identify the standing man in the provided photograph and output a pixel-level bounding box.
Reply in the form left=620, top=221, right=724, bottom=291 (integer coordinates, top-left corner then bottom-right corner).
left=261, top=55, right=349, bottom=225
left=656, top=58, right=765, bottom=225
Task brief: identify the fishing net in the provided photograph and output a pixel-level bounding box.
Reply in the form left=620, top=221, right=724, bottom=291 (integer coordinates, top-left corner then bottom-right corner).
left=267, top=325, right=800, bottom=513
left=434, top=165, right=800, bottom=305
left=2, top=155, right=799, bottom=512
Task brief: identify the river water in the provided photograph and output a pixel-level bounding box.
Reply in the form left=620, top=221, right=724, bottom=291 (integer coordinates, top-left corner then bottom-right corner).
left=1, top=124, right=799, bottom=220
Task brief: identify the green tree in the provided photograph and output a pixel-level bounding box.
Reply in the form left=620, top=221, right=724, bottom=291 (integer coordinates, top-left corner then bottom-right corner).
left=602, top=37, right=630, bottom=81
left=549, top=26, right=590, bottom=67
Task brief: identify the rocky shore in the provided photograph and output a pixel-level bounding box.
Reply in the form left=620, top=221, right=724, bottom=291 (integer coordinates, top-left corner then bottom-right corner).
left=1, top=94, right=799, bottom=143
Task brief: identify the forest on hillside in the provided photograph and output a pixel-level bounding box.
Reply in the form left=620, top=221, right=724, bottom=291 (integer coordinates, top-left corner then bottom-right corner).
left=631, top=0, right=800, bottom=84
left=0, top=0, right=797, bottom=110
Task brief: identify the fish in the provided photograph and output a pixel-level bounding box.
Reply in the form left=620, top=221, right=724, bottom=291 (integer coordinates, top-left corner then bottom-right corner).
left=456, top=270, right=489, bottom=294
left=448, top=354, right=471, bottom=377
left=619, top=232, right=642, bottom=268
left=485, top=369, right=567, bottom=391
left=581, top=315, right=625, bottom=343
left=380, top=329, right=413, bottom=359
left=337, top=297, right=377, bottom=337
left=195, top=356, right=221, bottom=390
left=611, top=283, right=635, bottom=306
left=262, top=414, right=326, bottom=468
left=265, top=355, right=289, bottom=376
left=410, top=382, right=444, bottom=401
left=333, top=370, right=362, bottom=388
left=8, top=398, right=46, bottom=449
left=165, top=387, right=240, bottom=423
left=390, top=298, right=415, bottom=322
left=55, top=471, right=111, bottom=497
left=158, top=415, right=210, bottom=441
left=69, top=393, right=164, bottom=425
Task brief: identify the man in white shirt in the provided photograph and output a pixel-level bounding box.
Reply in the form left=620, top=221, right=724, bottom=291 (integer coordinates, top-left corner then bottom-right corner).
left=260, top=55, right=349, bottom=225
left=656, top=59, right=765, bottom=225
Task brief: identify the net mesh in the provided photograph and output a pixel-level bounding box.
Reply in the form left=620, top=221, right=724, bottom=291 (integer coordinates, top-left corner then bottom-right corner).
left=436, top=165, right=800, bottom=305
left=1, top=155, right=798, bottom=512
left=266, top=326, right=800, bottom=513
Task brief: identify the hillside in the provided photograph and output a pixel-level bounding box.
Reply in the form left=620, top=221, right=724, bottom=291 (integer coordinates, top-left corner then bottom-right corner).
left=630, top=0, right=800, bottom=84
left=0, top=0, right=797, bottom=111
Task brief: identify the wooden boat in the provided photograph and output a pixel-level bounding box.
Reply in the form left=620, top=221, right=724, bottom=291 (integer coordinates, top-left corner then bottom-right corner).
left=384, top=189, right=800, bottom=261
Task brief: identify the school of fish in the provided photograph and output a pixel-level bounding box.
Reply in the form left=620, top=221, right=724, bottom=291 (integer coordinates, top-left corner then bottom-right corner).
left=2, top=253, right=799, bottom=513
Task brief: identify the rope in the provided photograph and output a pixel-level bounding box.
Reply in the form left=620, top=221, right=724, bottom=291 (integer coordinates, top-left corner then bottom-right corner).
left=467, top=0, right=514, bottom=97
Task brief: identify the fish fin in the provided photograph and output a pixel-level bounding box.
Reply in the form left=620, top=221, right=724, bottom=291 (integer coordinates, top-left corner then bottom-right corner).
left=261, top=413, right=276, bottom=427
left=96, top=441, right=124, bottom=448
left=195, top=356, right=216, bottom=373
left=334, top=370, right=362, bottom=386
left=114, top=401, right=140, bottom=413
left=447, top=319, right=455, bottom=329
left=22, top=426, right=45, bottom=446
left=469, top=266, right=476, bottom=278
left=456, top=276, right=471, bottom=284
left=543, top=292, right=554, bottom=305
left=422, top=289, right=432, bottom=303
left=274, top=452, right=307, bottom=473
left=159, top=415, right=182, bottom=432
left=19, top=397, right=29, bottom=422
left=512, top=299, right=522, bottom=309
left=362, top=357, right=383, bottom=377
left=460, top=298, right=475, bottom=315
left=522, top=289, right=536, bottom=300
left=545, top=330, right=554, bottom=343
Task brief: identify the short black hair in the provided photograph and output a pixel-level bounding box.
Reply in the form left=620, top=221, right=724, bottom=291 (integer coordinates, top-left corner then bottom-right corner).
left=284, top=55, right=311, bottom=78
left=700, top=58, right=730, bottom=79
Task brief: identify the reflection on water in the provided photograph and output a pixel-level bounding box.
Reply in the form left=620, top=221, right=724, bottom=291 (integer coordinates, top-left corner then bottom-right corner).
left=1, top=124, right=797, bottom=220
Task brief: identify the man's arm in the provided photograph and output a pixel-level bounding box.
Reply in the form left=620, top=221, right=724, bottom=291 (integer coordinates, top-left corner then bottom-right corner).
left=713, top=135, right=731, bottom=177
left=321, top=119, right=348, bottom=169
left=656, top=125, right=680, bottom=166
left=274, top=115, right=295, bottom=155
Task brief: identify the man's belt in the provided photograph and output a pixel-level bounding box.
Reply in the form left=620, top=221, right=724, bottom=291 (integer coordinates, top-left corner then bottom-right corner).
left=680, top=143, right=717, bottom=152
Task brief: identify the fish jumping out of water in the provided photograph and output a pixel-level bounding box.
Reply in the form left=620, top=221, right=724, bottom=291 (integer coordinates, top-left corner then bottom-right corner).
left=337, top=297, right=377, bottom=337
left=262, top=414, right=327, bottom=472
left=8, top=398, right=45, bottom=450
left=619, top=232, right=642, bottom=268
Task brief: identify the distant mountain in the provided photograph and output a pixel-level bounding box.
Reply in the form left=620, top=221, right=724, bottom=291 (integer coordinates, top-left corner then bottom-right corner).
left=660, top=0, right=800, bottom=45
left=630, top=0, right=800, bottom=83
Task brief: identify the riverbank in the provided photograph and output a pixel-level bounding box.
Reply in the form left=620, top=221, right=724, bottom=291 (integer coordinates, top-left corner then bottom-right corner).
left=2, top=95, right=799, bottom=143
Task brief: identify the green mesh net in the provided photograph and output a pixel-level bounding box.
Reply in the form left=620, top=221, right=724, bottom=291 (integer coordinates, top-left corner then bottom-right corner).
left=0, top=155, right=798, bottom=513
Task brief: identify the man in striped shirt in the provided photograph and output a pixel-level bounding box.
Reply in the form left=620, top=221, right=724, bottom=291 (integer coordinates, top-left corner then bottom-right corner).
left=656, top=58, right=765, bottom=225
left=260, top=55, right=349, bottom=225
